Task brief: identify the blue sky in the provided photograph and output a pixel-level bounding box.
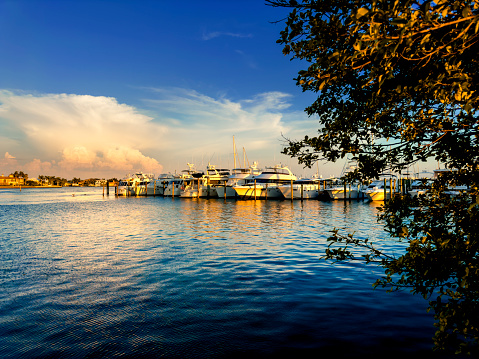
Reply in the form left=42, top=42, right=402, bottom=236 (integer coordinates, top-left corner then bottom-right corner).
left=0, top=0, right=344, bottom=179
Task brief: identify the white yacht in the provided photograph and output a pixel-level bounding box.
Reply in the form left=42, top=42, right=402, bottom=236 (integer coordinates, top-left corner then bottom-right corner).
left=117, top=175, right=134, bottom=196
left=277, top=178, right=322, bottom=200
left=117, top=172, right=156, bottom=196
left=325, top=182, right=365, bottom=200
left=427, top=169, right=468, bottom=197
left=164, top=163, right=202, bottom=197
left=233, top=164, right=297, bottom=199
left=216, top=162, right=262, bottom=198
left=408, top=179, right=431, bottom=198
left=155, top=173, right=175, bottom=196
left=188, top=163, right=230, bottom=198
left=364, top=177, right=398, bottom=201
left=180, top=175, right=209, bottom=198
left=324, top=158, right=364, bottom=200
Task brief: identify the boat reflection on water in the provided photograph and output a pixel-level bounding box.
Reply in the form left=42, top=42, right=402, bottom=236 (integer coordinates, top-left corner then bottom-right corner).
left=0, top=187, right=441, bottom=358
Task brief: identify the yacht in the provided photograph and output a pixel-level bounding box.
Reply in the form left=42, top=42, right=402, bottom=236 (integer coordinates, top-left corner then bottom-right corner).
left=189, top=163, right=230, bottom=198
left=277, top=177, right=322, bottom=200
left=155, top=173, right=175, bottom=196
left=117, top=172, right=156, bottom=196
left=164, top=163, right=203, bottom=197
left=216, top=162, right=262, bottom=198
left=180, top=174, right=209, bottom=198
left=432, top=169, right=468, bottom=197
left=117, top=175, right=134, bottom=196
left=408, top=179, right=432, bottom=198
left=131, top=172, right=157, bottom=196
left=325, top=182, right=365, bottom=200
left=324, top=158, right=364, bottom=200
left=233, top=164, right=297, bottom=199
left=364, top=177, right=398, bottom=201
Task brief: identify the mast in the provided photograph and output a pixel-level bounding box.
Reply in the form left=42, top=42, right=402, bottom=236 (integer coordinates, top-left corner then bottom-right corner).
left=233, top=135, right=237, bottom=169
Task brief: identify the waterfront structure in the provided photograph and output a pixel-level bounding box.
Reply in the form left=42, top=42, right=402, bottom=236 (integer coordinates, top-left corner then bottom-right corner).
left=0, top=174, right=25, bottom=186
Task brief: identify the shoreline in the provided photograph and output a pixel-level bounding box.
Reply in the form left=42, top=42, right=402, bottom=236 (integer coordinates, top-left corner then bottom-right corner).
left=0, top=185, right=64, bottom=189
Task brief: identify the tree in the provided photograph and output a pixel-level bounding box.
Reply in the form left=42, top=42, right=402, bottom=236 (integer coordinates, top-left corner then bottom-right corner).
left=267, top=0, right=479, bottom=354
left=11, top=171, right=28, bottom=180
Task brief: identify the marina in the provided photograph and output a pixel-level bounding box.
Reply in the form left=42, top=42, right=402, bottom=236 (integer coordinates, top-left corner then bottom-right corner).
left=112, top=163, right=420, bottom=202
left=0, top=187, right=451, bottom=358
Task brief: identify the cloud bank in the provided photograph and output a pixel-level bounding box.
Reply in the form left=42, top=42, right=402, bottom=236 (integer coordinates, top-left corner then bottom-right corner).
left=0, top=88, right=319, bottom=178
left=0, top=91, right=165, bottom=178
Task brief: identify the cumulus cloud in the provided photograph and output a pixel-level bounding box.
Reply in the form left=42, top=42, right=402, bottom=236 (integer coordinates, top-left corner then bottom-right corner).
left=0, top=91, right=165, bottom=177
left=0, top=88, right=318, bottom=177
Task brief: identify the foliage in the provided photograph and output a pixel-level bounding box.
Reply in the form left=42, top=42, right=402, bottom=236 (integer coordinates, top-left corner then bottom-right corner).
left=11, top=171, right=28, bottom=179
left=38, top=175, right=68, bottom=186
left=268, top=0, right=479, bottom=354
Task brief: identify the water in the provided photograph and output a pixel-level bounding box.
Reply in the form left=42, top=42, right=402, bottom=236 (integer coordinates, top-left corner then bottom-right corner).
left=0, top=187, right=447, bottom=358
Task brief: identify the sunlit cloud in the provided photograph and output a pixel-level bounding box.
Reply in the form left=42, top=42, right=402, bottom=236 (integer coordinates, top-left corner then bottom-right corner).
left=0, top=88, right=322, bottom=178
left=0, top=90, right=165, bottom=178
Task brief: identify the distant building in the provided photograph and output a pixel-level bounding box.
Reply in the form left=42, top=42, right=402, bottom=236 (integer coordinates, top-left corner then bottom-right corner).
left=0, top=174, right=25, bottom=186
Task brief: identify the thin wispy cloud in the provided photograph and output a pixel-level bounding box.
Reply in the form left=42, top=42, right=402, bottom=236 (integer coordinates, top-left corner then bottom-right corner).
left=201, top=31, right=253, bottom=41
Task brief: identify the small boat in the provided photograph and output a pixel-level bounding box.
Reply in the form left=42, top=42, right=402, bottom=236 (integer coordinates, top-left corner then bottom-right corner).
left=117, top=176, right=134, bottom=196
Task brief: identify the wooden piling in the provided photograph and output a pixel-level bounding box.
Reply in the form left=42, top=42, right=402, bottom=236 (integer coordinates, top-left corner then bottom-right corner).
left=254, top=179, right=257, bottom=200
left=383, top=179, right=387, bottom=201
left=291, top=179, right=294, bottom=201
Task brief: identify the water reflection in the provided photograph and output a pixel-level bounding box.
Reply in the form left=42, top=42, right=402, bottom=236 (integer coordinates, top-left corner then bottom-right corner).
left=0, top=190, right=442, bottom=358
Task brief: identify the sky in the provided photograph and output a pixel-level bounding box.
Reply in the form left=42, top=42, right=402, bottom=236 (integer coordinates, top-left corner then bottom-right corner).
left=0, top=1, right=360, bottom=180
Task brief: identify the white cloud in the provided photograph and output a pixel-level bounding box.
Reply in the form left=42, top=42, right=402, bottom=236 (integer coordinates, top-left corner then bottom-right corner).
left=4, top=152, right=15, bottom=159
left=0, top=88, right=323, bottom=178
left=0, top=91, right=165, bottom=178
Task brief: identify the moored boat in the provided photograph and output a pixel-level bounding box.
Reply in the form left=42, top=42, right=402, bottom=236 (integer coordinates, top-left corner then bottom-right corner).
left=234, top=164, right=297, bottom=199
left=277, top=178, right=322, bottom=200
left=216, top=162, right=261, bottom=198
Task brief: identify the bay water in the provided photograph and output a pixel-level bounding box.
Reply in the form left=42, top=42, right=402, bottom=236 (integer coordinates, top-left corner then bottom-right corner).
left=0, top=187, right=448, bottom=358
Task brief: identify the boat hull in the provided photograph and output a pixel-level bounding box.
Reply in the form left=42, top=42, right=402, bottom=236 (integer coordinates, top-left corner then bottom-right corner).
left=326, top=188, right=361, bottom=200
left=278, top=184, right=320, bottom=199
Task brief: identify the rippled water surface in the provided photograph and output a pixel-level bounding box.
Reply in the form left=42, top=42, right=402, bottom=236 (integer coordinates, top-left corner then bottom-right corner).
left=0, top=188, right=447, bottom=358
